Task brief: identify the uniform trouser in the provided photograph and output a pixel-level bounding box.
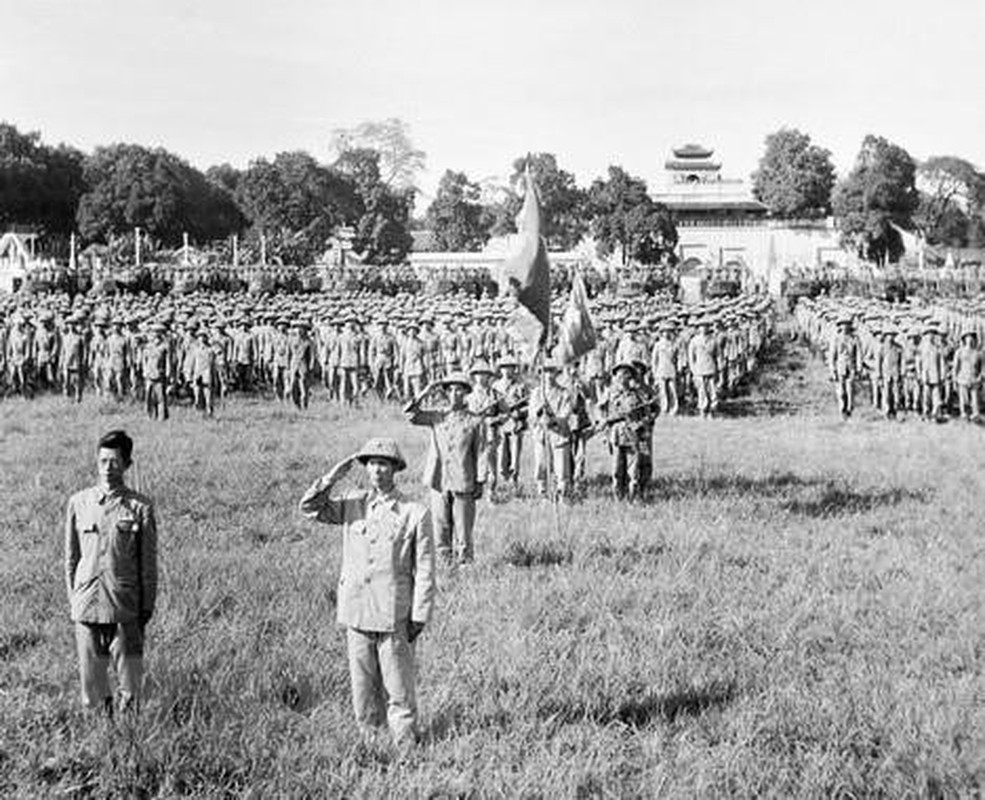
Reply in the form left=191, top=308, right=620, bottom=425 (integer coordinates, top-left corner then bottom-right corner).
left=346, top=625, right=417, bottom=748
left=695, top=374, right=717, bottom=415
left=107, top=366, right=126, bottom=398
left=288, top=371, right=309, bottom=408
left=145, top=380, right=168, bottom=419
left=882, top=377, right=901, bottom=417
left=904, top=375, right=920, bottom=411
left=236, top=363, right=253, bottom=392
left=658, top=379, right=678, bottom=415
left=611, top=444, right=641, bottom=498
left=342, top=368, right=359, bottom=403
left=923, top=383, right=943, bottom=418
left=534, top=433, right=571, bottom=496
left=499, top=432, right=523, bottom=482
left=74, top=621, right=144, bottom=710
left=835, top=377, right=853, bottom=415
left=957, top=382, right=980, bottom=418
left=478, top=434, right=499, bottom=489
left=570, top=435, right=587, bottom=483
left=431, top=489, right=476, bottom=562
left=65, top=368, right=84, bottom=403
left=405, top=374, right=424, bottom=401
left=194, top=377, right=214, bottom=414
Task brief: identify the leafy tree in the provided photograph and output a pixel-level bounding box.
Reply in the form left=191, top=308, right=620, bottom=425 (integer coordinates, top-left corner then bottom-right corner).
left=588, top=165, right=678, bottom=265
left=752, top=128, right=836, bottom=218
left=509, top=153, right=588, bottom=250
left=0, top=122, right=85, bottom=235
left=424, top=170, right=488, bottom=251
left=832, top=135, right=919, bottom=264
left=329, top=118, right=426, bottom=191
left=77, top=143, right=246, bottom=245
left=913, top=155, right=985, bottom=246
left=333, top=148, right=413, bottom=264
left=236, top=151, right=358, bottom=264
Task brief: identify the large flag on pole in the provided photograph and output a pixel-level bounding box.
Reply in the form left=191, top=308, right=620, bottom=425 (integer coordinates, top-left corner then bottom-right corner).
left=497, top=165, right=551, bottom=349
left=556, top=270, right=597, bottom=363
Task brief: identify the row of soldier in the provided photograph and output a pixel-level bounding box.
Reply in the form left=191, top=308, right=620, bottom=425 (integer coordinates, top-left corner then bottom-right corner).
left=0, top=292, right=774, bottom=425
left=796, top=296, right=985, bottom=421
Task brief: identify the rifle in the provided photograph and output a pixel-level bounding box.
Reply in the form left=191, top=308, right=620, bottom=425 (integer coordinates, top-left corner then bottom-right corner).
left=484, top=397, right=529, bottom=428
left=574, top=396, right=662, bottom=440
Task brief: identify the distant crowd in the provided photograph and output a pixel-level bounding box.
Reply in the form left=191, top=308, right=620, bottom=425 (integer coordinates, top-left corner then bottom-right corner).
left=796, top=296, right=985, bottom=420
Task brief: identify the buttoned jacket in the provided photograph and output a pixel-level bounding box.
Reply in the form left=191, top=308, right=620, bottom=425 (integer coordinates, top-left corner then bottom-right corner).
left=64, top=485, right=158, bottom=624
left=299, top=484, right=435, bottom=632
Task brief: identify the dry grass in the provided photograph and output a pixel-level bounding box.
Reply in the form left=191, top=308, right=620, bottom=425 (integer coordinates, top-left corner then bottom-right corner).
left=1, top=340, right=983, bottom=797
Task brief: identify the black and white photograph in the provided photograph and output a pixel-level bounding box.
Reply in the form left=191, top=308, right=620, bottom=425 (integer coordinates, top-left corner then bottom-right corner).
left=1, top=0, right=983, bottom=795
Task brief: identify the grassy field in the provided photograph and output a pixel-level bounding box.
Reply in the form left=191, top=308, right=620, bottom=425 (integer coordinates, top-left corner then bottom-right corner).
left=1, top=337, right=983, bottom=798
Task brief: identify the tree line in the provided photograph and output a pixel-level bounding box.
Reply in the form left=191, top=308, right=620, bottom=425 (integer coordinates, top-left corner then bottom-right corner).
left=1, top=118, right=982, bottom=267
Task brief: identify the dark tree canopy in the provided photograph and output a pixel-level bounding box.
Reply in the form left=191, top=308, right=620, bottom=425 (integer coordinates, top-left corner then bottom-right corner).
left=333, top=148, right=413, bottom=264
left=752, top=128, right=836, bottom=218
left=424, top=170, right=488, bottom=252
left=588, top=165, right=678, bottom=266
left=509, top=153, right=589, bottom=251
left=77, top=143, right=246, bottom=245
left=0, top=122, right=85, bottom=235
left=833, top=135, right=919, bottom=264
left=913, top=155, right=985, bottom=247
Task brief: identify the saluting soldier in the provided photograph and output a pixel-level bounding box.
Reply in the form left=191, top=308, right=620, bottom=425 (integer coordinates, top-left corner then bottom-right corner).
left=406, top=371, right=483, bottom=565
left=298, top=438, right=435, bottom=752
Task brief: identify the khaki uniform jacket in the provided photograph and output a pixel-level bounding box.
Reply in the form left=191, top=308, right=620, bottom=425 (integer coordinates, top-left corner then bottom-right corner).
left=64, top=485, right=158, bottom=624
left=299, top=484, right=435, bottom=632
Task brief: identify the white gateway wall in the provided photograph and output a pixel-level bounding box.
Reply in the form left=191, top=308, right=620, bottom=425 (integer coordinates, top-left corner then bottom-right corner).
left=675, top=219, right=848, bottom=294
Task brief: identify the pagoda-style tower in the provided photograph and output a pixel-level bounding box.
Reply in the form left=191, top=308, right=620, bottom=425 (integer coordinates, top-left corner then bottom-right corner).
left=653, top=144, right=766, bottom=222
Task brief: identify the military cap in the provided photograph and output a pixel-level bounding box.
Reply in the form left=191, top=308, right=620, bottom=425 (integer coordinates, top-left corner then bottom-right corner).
left=469, top=359, right=494, bottom=375
left=440, top=371, right=473, bottom=392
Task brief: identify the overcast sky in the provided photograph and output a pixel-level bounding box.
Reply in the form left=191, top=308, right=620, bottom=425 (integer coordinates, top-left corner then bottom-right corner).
left=4, top=0, right=982, bottom=206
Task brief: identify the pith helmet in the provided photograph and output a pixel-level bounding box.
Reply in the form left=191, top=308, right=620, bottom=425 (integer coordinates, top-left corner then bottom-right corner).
left=354, top=437, right=407, bottom=471
left=440, top=371, right=473, bottom=393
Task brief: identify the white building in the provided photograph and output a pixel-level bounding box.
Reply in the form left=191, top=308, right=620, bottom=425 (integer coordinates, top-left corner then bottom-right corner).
left=652, top=144, right=848, bottom=293
left=0, top=232, right=38, bottom=293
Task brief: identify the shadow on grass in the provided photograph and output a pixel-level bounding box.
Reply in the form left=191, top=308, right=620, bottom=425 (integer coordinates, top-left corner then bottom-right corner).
left=583, top=540, right=667, bottom=573
left=780, top=485, right=928, bottom=518
left=537, top=680, right=737, bottom=728
left=583, top=470, right=811, bottom=502
left=423, top=704, right=513, bottom=744
left=0, top=630, right=44, bottom=661
left=583, top=471, right=930, bottom=518
left=499, top=539, right=573, bottom=568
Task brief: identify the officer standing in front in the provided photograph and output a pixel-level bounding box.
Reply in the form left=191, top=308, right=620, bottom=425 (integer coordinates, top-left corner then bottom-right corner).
left=298, top=438, right=435, bottom=752
left=64, top=430, right=158, bottom=715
